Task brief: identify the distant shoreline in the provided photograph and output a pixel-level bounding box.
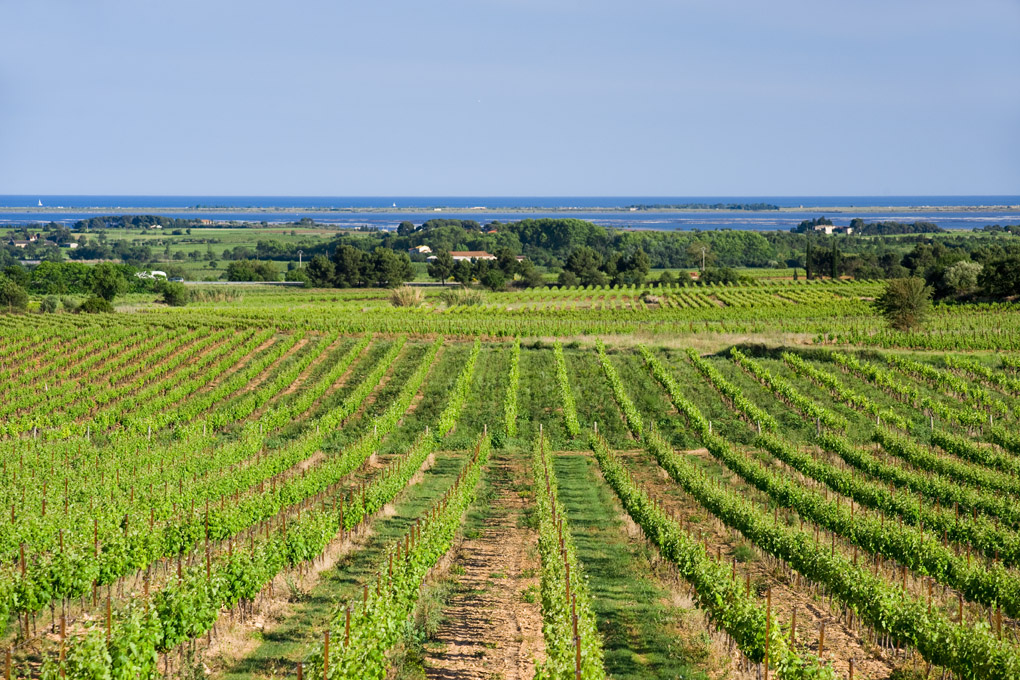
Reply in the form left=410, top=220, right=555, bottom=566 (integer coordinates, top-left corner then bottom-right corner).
left=2, top=204, right=1018, bottom=215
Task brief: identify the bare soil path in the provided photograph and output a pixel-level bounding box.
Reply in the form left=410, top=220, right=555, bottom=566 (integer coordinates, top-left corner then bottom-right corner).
left=425, top=454, right=544, bottom=680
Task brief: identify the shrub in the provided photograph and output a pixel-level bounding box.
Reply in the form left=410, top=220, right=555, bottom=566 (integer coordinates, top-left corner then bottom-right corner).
left=440, top=286, right=484, bottom=307
left=389, top=286, right=424, bottom=307
left=160, top=282, right=189, bottom=307
left=733, top=543, right=756, bottom=563
left=40, top=296, right=59, bottom=313
left=61, top=297, right=80, bottom=312
left=78, top=295, right=114, bottom=313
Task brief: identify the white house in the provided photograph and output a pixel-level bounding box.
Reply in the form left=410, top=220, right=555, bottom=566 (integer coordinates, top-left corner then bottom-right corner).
left=426, top=251, right=497, bottom=262
left=408, top=245, right=432, bottom=255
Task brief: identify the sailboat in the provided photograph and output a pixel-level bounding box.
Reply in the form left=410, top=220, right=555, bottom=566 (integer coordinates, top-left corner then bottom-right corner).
left=37, top=200, right=42, bottom=207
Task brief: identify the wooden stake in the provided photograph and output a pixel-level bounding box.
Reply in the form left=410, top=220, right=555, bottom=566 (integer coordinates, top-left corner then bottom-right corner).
left=765, top=588, right=771, bottom=680
left=323, top=630, right=330, bottom=679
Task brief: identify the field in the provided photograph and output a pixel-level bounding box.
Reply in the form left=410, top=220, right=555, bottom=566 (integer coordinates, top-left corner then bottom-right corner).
left=3, top=281, right=1020, bottom=680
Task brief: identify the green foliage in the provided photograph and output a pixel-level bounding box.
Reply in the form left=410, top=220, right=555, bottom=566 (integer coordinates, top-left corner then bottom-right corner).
left=533, top=433, right=607, bottom=679
left=875, top=277, right=933, bottom=330
left=88, top=262, right=128, bottom=301
left=730, top=348, right=847, bottom=430
left=944, top=260, right=982, bottom=295
left=40, top=295, right=59, bottom=313
left=306, top=254, right=335, bottom=287
left=793, top=216, right=833, bottom=232
left=594, top=339, right=642, bottom=438
left=699, top=266, right=740, bottom=284
left=303, top=434, right=491, bottom=680
left=978, top=254, right=1020, bottom=296
left=159, top=281, right=189, bottom=306
left=427, top=249, right=454, bottom=284
left=504, top=337, right=521, bottom=438
left=0, top=275, right=28, bottom=311
left=78, top=295, right=115, bottom=313
left=225, top=259, right=278, bottom=282
left=480, top=268, right=506, bottom=291
left=436, top=338, right=481, bottom=436
left=565, top=247, right=607, bottom=287
left=685, top=349, right=777, bottom=431
left=554, top=341, right=581, bottom=438
left=284, top=266, right=311, bottom=286
left=589, top=432, right=834, bottom=679
left=332, top=245, right=414, bottom=288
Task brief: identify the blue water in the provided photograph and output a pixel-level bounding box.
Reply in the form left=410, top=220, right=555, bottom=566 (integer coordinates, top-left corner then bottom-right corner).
left=3, top=195, right=1019, bottom=209
left=0, top=196, right=1017, bottom=231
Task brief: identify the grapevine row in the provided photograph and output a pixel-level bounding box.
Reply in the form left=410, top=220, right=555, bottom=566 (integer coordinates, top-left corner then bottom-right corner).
left=532, top=431, right=606, bottom=679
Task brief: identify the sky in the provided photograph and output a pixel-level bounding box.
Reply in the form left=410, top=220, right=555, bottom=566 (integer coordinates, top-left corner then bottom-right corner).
left=1, top=0, right=1018, bottom=196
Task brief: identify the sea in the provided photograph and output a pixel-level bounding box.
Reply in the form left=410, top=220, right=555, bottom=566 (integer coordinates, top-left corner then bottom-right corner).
left=1, top=196, right=1018, bottom=232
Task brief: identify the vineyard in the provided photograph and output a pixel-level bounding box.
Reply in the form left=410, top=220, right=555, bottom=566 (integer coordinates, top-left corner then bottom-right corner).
left=3, top=285, right=1020, bottom=680
left=119, top=280, right=1020, bottom=349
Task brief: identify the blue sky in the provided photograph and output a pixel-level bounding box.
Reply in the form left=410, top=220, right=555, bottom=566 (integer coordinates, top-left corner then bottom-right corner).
left=1, top=0, right=1018, bottom=196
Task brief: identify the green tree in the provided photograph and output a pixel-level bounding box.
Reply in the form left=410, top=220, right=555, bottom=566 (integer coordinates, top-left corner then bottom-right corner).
left=0, top=275, right=29, bottom=311
left=252, top=261, right=278, bottom=281
left=979, top=255, right=1020, bottom=297
left=452, top=260, right=473, bottom=285
left=397, top=221, right=416, bottom=237
left=495, top=248, right=519, bottom=277
left=875, top=277, right=933, bottom=331
left=701, top=267, right=740, bottom=285
left=3, top=264, right=30, bottom=288
left=284, top=267, right=311, bottom=286
left=686, top=241, right=714, bottom=271
left=557, top=270, right=579, bottom=287
left=226, top=260, right=259, bottom=281
left=332, top=245, right=367, bottom=287
left=565, top=246, right=606, bottom=286
left=621, top=249, right=650, bottom=285
left=480, top=268, right=506, bottom=291
left=371, top=248, right=414, bottom=287
left=306, top=255, right=335, bottom=287
left=88, top=262, right=127, bottom=301
left=944, top=260, right=982, bottom=295
left=427, top=250, right=455, bottom=285
left=159, top=282, right=189, bottom=307
left=517, top=259, right=545, bottom=288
